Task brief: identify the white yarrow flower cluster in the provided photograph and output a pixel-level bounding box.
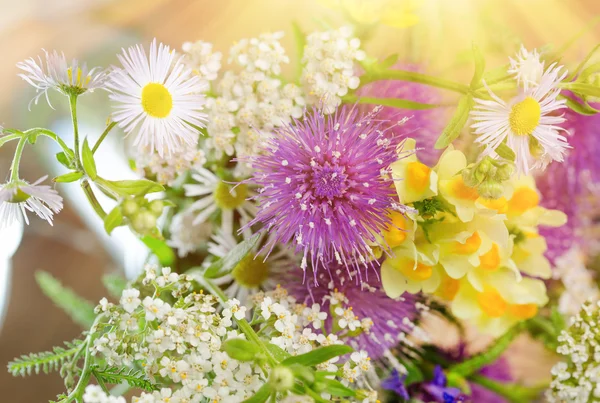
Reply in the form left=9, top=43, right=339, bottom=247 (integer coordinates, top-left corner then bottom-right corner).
left=182, top=40, right=222, bottom=88
left=547, top=300, right=600, bottom=402
left=554, top=247, right=600, bottom=317
left=301, top=26, right=366, bottom=114
left=87, top=266, right=376, bottom=402
left=135, top=145, right=207, bottom=186
left=204, top=32, right=305, bottom=175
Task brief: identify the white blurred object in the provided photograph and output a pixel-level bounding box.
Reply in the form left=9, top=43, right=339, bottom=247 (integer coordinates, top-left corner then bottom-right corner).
left=0, top=220, right=24, bottom=331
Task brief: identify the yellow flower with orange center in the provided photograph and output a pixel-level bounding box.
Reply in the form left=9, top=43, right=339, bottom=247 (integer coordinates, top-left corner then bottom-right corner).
left=390, top=138, right=438, bottom=204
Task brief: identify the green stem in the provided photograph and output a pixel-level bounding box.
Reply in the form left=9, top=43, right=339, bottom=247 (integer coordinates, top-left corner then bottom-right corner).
left=81, top=180, right=107, bottom=219
left=0, top=133, right=21, bottom=148
left=361, top=68, right=470, bottom=94
left=468, top=374, right=546, bottom=403
left=25, top=128, right=74, bottom=158
left=92, top=122, right=117, bottom=155
left=202, top=277, right=277, bottom=367
left=69, top=94, right=81, bottom=169
left=9, top=136, right=28, bottom=182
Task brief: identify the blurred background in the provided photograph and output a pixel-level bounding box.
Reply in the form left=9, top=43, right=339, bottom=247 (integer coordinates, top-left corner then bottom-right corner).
left=0, top=0, right=598, bottom=401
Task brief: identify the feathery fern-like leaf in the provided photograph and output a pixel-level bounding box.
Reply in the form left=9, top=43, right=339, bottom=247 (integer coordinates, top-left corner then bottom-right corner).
left=35, top=271, right=96, bottom=328
left=7, top=339, right=83, bottom=377
left=91, top=366, right=159, bottom=392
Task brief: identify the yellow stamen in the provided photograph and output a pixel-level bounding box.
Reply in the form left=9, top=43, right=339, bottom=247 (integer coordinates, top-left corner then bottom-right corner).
left=477, top=287, right=507, bottom=318
left=406, top=161, right=431, bottom=193
left=384, top=211, right=409, bottom=248
left=397, top=260, right=433, bottom=281
left=479, top=243, right=501, bottom=271
left=508, top=186, right=539, bottom=215
left=508, top=303, right=538, bottom=319
left=449, top=176, right=479, bottom=201
left=453, top=232, right=482, bottom=255
left=141, top=82, right=173, bottom=118
left=509, top=96, right=541, bottom=136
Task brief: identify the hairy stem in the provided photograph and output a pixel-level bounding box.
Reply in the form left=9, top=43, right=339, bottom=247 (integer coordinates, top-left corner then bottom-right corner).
left=69, top=94, right=81, bottom=170
left=9, top=135, right=28, bottom=182
left=92, top=122, right=117, bottom=155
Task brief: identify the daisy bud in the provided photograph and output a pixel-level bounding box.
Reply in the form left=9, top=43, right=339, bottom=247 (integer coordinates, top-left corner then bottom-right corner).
left=149, top=200, right=164, bottom=216
left=131, top=210, right=156, bottom=233
left=122, top=199, right=138, bottom=216
left=461, top=167, right=480, bottom=188
left=269, top=366, right=295, bottom=391
left=495, top=163, right=515, bottom=181
left=478, top=180, right=504, bottom=200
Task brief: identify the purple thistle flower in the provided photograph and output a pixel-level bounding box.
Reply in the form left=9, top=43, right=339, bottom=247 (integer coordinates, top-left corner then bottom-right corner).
left=285, top=265, right=423, bottom=359
left=537, top=105, right=600, bottom=262
left=357, top=63, right=446, bottom=166
left=246, top=105, right=404, bottom=278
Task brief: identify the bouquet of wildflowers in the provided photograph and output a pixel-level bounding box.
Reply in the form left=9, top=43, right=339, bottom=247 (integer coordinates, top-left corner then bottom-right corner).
left=4, top=8, right=600, bottom=403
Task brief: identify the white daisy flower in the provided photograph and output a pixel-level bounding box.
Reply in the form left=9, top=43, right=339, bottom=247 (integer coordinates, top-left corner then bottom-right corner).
left=17, top=50, right=107, bottom=108
left=508, top=45, right=545, bottom=91
left=183, top=167, right=256, bottom=233
left=108, top=39, right=208, bottom=157
left=471, top=63, right=569, bottom=175
left=204, top=229, right=295, bottom=303
left=0, top=176, right=63, bottom=229
left=167, top=210, right=212, bottom=258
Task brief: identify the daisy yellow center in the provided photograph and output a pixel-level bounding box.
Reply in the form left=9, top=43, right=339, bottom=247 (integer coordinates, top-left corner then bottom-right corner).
left=508, top=303, right=538, bottom=319
left=384, top=211, right=408, bottom=248
left=232, top=254, right=270, bottom=288
left=477, top=287, right=507, bottom=318
left=406, top=161, right=431, bottom=193
left=453, top=232, right=482, bottom=255
left=214, top=182, right=248, bottom=210
left=509, top=96, right=541, bottom=136
left=508, top=186, right=539, bottom=215
left=397, top=260, right=433, bottom=281
left=479, top=243, right=501, bottom=271
left=436, top=276, right=460, bottom=301
left=141, top=83, right=173, bottom=118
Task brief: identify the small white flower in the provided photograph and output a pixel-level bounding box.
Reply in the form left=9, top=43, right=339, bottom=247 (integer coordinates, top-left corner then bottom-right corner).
left=17, top=50, right=106, bottom=108
left=168, top=210, right=212, bottom=258
left=143, top=296, right=171, bottom=321
left=108, top=39, right=208, bottom=157
left=82, top=385, right=107, bottom=403
left=0, top=176, right=63, bottom=229
left=471, top=63, right=569, bottom=175
left=303, top=303, right=327, bottom=329
left=182, top=40, right=222, bottom=84
left=120, top=288, right=141, bottom=313
left=508, top=45, right=545, bottom=91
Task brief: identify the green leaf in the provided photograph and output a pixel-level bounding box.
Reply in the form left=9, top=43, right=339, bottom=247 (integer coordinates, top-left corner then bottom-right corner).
left=102, top=273, right=128, bottom=299
left=53, top=171, right=83, bottom=183
left=434, top=94, right=474, bottom=149
left=563, top=82, right=600, bottom=98
left=267, top=343, right=291, bottom=362
left=56, top=151, right=75, bottom=170
left=141, top=236, right=176, bottom=266
left=204, top=233, right=261, bottom=279
left=289, top=364, right=315, bottom=384
left=82, top=138, right=97, bottom=180
left=470, top=44, right=485, bottom=88
left=380, top=53, right=399, bottom=70
left=495, top=143, right=516, bottom=161
left=90, top=366, right=159, bottom=392
left=242, top=383, right=272, bottom=403
left=7, top=339, right=82, bottom=377
left=579, top=61, right=600, bottom=83
left=96, top=177, right=165, bottom=197
left=562, top=94, right=600, bottom=115
left=481, top=63, right=511, bottom=87
left=104, top=206, right=123, bottom=235
left=345, top=95, right=440, bottom=110
left=222, top=338, right=260, bottom=362
left=35, top=271, right=96, bottom=328
left=281, top=345, right=353, bottom=367
left=568, top=44, right=600, bottom=81
left=318, top=378, right=356, bottom=397
left=403, top=359, right=425, bottom=385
